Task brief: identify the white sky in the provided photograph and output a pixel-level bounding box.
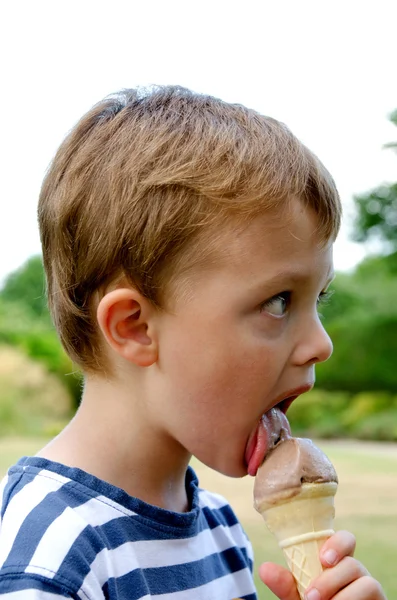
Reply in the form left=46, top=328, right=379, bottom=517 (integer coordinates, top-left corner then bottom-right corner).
left=1, top=0, right=396, bottom=284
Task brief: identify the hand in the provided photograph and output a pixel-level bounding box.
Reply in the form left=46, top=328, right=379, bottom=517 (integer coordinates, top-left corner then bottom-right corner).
left=258, top=530, right=386, bottom=600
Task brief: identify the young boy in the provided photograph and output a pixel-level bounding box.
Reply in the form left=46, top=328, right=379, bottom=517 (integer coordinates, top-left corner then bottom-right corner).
left=0, top=87, right=386, bottom=600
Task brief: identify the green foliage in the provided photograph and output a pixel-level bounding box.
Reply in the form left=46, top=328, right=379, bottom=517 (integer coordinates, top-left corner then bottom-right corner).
left=336, top=108, right=397, bottom=397
left=288, top=389, right=350, bottom=438
left=318, top=252, right=397, bottom=331
left=1, top=256, right=49, bottom=320
left=0, top=346, right=71, bottom=437
left=354, top=250, right=397, bottom=278
left=353, top=183, right=397, bottom=246
left=317, top=252, right=397, bottom=394
left=340, top=392, right=397, bottom=441
left=341, top=391, right=392, bottom=425
left=352, top=108, right=397, bottom=249
left=288, top=389, right=397, bottom=441
left=319, top=275, right=363, bottom=322
left=0, top=255, right=83, bottom=408
left=317, top=314, right=397, bottom=392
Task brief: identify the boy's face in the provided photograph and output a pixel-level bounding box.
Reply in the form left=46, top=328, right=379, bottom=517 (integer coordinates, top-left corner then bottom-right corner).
left=154, top=199, right=334, bottom=478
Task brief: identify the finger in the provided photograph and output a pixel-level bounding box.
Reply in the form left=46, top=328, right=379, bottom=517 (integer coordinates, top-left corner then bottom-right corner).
left=320, top=530, right=356, bottom=567
left=306, top=556, right=368, bottom=600
left=259, top=562, right=300, bottom=600
left=329, top=575, right=386, bottom=599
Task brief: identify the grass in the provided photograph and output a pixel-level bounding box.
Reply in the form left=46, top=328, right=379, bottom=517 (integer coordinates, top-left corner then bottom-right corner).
left=1, top=438, right=396, bottom=598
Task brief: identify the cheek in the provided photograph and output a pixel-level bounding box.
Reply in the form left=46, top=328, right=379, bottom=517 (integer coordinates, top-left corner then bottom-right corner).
left=166, top=327, right=275, bottom=408
left=159, top=309, right=288, bottom=421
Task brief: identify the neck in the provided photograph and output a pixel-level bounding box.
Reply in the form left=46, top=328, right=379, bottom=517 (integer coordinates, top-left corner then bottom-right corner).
left=37, top=376, right=191, bottom=513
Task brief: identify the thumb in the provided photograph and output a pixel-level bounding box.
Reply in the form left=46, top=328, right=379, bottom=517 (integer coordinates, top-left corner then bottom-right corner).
left=259, top=562, right=300, bottom=600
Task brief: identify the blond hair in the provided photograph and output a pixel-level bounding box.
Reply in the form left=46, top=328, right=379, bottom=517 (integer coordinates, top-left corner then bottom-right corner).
left=38, top=86, right=341, bottom=372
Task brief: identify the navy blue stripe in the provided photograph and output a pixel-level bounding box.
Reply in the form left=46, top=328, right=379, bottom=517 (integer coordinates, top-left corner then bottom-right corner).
left=0, top=573, right=78, bottom=598
left=201, top=503, right=240, bottom=530
left=99, top=514, right=177, bottom=544
left=55, top=524, right=106, bottom=590
left=248, top=556, right=254, bottom=573
left=89, top=497, right=232, bottom=547
left=102, top=546, right=251, bottom=597
left=103, top=570, right=150, bottom=600
left=57, top=512, right=197, bottom=572
left=11, top=458, right=201, bottom=531
left=1, top=470, right=33, bottom=520
left=56, top=505, right=210, bottom=589
left=57, top=512, right=252, bottom=591
left=3, top=481, right=99, bottom=570
left=103, top=572, right=256, bottom=600
left=98, top=508, right=208, bottom=544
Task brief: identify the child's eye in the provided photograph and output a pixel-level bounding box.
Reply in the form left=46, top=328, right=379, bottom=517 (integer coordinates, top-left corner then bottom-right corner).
left=260, top=292, right=291, bottom=316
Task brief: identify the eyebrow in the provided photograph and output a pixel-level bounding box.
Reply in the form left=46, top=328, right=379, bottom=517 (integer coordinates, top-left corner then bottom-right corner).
left=254, top=268, right=335, bottom=291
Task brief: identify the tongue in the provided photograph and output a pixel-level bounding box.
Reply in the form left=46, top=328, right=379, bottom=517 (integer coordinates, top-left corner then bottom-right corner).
left=246, top=408, right=291, bottom=476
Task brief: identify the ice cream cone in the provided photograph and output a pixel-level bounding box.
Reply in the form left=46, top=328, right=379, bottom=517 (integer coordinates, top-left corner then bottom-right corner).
left=257, top=481, right=337, bottom=599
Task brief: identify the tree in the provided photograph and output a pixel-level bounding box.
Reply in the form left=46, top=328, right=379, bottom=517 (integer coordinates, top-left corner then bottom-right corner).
left=0, top=256, right=82, bottom=408
left=353, top=109, right=397, bottom=252
left=0, top=255, right=49, bottom=320
left=317, top=256, right=397, bottom=394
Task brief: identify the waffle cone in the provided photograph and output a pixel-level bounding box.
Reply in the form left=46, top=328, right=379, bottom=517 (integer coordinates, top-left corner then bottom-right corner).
left=257, top=481, right=337, bottom=599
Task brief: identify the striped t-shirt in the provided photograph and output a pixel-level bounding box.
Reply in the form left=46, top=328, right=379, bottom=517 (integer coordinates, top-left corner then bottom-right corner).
left=0, top=457, right=257, bottom=599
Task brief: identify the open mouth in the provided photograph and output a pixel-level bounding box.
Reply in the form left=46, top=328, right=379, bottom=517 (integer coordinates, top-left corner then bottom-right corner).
left=245, top=387, right=312, bottom=477
left=277, top=395, right=297, bottom=414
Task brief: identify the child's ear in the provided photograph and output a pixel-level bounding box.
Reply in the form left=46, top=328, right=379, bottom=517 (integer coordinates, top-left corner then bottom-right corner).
left=96, top=288, right=158, bottom=367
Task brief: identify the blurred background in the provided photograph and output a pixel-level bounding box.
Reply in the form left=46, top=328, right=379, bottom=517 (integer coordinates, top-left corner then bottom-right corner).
left=0, top=1, right=396, bottom=598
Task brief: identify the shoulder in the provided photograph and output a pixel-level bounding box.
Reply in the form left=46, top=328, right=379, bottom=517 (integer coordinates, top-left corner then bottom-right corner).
left=0, top=461, right=256, bottom=599
left=0, top=458, right=135, bottom=598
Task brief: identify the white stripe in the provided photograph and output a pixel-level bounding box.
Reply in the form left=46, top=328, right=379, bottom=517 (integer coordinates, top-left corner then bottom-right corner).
left=79, top=521, right=248, bottom=594
left=198, top=489, right=229, bottom=511
left=79, top=564, right=145, bottom=600
left=0, top=590, right=68, bottom=599
left=26, top=496, right=134, bottom=578
left=154, top=568, right=255, bottom=599
left=0, top=470, right=70, bottom=569
left=198, top=489, right=253, bottom=562
left=78, top=495, right=136, bottom=521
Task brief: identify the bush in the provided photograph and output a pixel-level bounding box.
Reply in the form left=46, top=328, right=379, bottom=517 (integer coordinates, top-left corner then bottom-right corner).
left=316, top=315, right=397, bottom=393
left=0, top=298, right=82, bottom=407
left=341, top=392, right=393, bottom=430
left=0, top=255, right=49, bottom=319
left=0, top=345, right=72, bottom=436
left=287, top=389, right=351, bottom=438
left=287, top=388, right=397, bottom=441
left=351, top=411, right=397, bottom=441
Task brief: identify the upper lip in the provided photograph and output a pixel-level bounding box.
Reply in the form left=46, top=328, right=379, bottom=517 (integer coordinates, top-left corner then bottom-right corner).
left=269, top=382, right=314, bottom=413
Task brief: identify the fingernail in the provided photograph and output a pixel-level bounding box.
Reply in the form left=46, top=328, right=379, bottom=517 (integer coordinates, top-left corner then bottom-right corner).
left=305, top=588, right=321, bottom=600
left=323, top=548, right=338, bottom=565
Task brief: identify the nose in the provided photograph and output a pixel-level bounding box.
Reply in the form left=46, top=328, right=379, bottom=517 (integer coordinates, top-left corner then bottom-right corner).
left=292, top=315, right=333, bottom=366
